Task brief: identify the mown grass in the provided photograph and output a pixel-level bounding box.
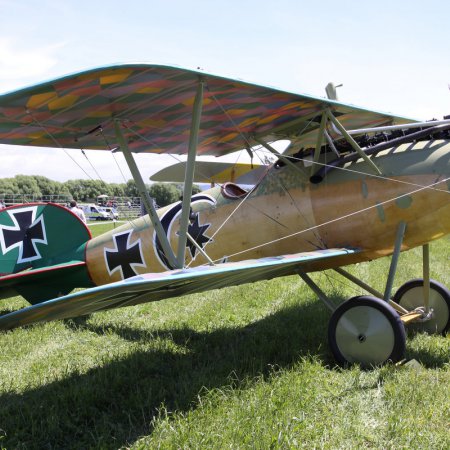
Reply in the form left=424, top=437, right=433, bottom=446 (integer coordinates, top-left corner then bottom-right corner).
left=0, top=235, right=448, bottom=449
left=86, top=220, right=126, bottom=236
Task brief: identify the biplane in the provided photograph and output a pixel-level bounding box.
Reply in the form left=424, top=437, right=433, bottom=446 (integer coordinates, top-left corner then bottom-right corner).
left=0, top=64, right=449, bottom=368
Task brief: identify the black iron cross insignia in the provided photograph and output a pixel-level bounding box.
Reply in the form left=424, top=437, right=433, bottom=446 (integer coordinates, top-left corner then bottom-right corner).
left=104, top=230, right=146, bottom=279
left=154, top=194, right=216, bottom=270
left=0, top=207, right=47, bottom=264
left=186, top=213, right=212, bottom=259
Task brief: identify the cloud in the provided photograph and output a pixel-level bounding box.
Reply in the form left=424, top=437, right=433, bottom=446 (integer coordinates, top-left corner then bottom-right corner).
left=0, top=37, right=65, bottom=92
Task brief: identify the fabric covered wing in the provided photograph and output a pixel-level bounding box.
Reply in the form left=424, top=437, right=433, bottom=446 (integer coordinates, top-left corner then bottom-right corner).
left=0, top=248, right=357, bottom=330
left=150, top=161, right=267, bottom=184
left=0, top=64, right=414, bottom=157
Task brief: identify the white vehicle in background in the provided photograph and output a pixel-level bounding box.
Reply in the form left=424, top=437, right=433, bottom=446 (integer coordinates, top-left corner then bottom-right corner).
left=99, top=206, right=119, bottom=220
left=81, top=204, right=110, bottom=221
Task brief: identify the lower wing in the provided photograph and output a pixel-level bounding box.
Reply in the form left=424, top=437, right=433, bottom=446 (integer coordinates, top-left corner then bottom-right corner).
left=0, top=248, right=358, bottom=330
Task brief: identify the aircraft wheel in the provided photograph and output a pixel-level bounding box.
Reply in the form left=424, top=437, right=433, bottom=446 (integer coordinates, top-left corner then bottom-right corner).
left=393, top=279, right=450, bottom=335
left=328, top=296, right=406, bottom=368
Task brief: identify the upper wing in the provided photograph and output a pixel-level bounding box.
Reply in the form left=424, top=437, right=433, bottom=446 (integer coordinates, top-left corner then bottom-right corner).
left=150, top=161, right=268, bottom=184
left=0, top=64, right=414, bottom=157
left=0, top=247, right=357, bottom=330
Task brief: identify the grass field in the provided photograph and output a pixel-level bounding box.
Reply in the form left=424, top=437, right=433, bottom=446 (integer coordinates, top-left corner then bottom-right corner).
left=0, top=229, right=448, bottom=449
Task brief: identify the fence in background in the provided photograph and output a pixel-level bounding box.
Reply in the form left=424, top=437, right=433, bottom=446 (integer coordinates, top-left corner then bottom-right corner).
left=0, top=195, right=144, bottom=220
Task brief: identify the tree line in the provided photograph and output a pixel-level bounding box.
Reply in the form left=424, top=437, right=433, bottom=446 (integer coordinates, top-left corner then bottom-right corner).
left=0, top=175, right=200, bottom=208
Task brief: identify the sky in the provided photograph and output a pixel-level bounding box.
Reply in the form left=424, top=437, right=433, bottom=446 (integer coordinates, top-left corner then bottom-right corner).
left=0, top=0, right=449, bottom=183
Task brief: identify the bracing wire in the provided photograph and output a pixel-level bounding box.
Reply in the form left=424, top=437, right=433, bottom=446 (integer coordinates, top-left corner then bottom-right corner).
left=27, top=111, right=96, bottom=181
left=81, top=149, right=106, bottom=183
left=216, top=174, right=450, bottom=262
left=192, top=93, right=323, bottom=253
left=267, top=148, right=450, bottom=194
left=99, top=127, right=129, bottom=184
left=124, top=120, right=235, bottom=192
left=185, top=88, right=450, bottom=265
left=28, top=84, right=449, bottom=269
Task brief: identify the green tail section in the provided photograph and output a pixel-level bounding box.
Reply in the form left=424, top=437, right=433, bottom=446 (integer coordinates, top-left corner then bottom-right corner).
left=0, top=203, right=93, bottom=304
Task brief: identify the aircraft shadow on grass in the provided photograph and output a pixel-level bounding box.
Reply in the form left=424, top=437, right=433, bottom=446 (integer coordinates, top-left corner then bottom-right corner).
left=2, top=297, right=448, bottom=449
left=1, top=300, right=331, bottom=448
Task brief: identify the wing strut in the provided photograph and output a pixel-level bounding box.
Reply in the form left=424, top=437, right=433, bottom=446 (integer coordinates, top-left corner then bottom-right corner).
left=177, top=80, right=205, bottom=268
left=326, top=110, right=382, bottom=175
left=113, top=119, right=178, bottom=269
left=311, top=111, right=328, bottom=176
left=253, top=137, right=308, bottom=181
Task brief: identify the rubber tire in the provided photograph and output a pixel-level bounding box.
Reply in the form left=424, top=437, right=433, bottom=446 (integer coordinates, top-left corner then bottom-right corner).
left=328, top=295, right=406, bottom=368
left=393, top=279, right=450, bottom=335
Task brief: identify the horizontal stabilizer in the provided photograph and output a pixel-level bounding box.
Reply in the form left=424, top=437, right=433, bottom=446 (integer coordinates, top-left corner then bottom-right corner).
left=0, top=248, right=358, bottom=330
left=0, top=261, right=89, bottom=304
left=150, top=161, right=267, bottom=185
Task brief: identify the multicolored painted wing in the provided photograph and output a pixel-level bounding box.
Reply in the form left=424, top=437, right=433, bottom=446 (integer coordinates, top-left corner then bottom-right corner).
left=0, top=64, right=414, bottom=156
left=0, top=248, right=357, bottom=330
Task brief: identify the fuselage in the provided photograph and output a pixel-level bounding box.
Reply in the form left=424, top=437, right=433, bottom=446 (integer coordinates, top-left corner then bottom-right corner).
left=85, top=140, right=450, bottom=285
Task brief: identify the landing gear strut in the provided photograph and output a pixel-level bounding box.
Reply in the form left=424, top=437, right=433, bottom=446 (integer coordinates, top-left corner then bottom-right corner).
left=299, top=222, right=448, bottom=367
